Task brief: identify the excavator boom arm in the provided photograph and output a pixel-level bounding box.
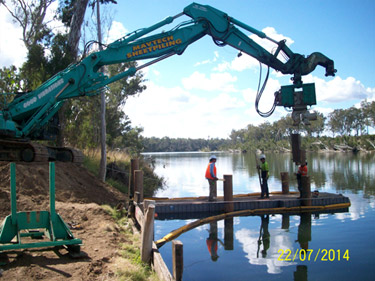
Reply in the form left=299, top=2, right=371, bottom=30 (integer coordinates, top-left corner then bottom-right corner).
left=1, top=2, right=335, bottom=140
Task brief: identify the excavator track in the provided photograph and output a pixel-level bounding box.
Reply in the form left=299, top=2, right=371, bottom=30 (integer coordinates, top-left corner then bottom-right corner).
left=0, top=139, right=49, bottom=162
left=48, top=146, right=84, bottom=163
left=0, top=139, right=83, bottom=163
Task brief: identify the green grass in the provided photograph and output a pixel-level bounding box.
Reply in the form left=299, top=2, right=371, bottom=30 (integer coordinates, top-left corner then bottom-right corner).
left=82, top=150, right=164, bottom=198
left=102, top=205, right=160, bottom=281
left=83, top=156, right=100, bottom=177
left=106, top=178, right=128, bottom=194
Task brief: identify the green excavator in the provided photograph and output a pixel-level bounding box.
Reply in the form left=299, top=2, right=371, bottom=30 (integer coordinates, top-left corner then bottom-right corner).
left=0, top=2, right=336, bottom=162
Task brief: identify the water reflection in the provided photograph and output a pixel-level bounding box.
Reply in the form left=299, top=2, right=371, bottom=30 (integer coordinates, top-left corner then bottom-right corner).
left=257, top=215, right=270, bottom=258
left=206, top=221, right=223, bottom=261
left=237, top=151, right=375, bottom=195
left=156, top=205, right=374, bottom=280
left=149, top=151, right=375, bottom=202
left=294, top=265, right=308, bottom=281
left=204, top=213, right=315, bottom=275
left=151, top=152, right=374, bottom=281
left=224, top=218, right=233, bottom=250
left=299, top=215, right=312, bottom=254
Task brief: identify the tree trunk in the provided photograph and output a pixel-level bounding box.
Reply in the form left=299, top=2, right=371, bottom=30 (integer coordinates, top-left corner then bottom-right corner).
left=57, top=0, right=90, bottom=146
left=68, top=0, right=90, bottom=60
left=96, top=0, right=107, bottom=182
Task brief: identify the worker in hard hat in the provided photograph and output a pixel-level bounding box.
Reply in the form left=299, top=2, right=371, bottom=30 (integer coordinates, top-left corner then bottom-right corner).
left=205, top=155, right=218, bottom=201
left=257, top=154, right=269, bottom=199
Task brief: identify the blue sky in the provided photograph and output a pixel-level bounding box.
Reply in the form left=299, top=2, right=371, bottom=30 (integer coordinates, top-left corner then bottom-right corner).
left=1, top=0, right=374, bottom=138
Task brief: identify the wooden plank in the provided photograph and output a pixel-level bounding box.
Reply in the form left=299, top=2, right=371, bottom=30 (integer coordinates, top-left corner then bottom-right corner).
left=144, top=200, right=156, bottom=211
left=152, top=242, right=173, bottom=281
left=141, top=204, right=155, bottom=263
left=135, top=204, right=144, bottom=226
left=301, top=176, right=311, bottom=206
left=129, top=158, right=139, bottom=198
left=135, top=170, right=144, bottom=203
left=172, top=240, right=183, bottom=281
left=280, top=172, right=289, bottom=194
left=224, top=175, right=233, bottom=213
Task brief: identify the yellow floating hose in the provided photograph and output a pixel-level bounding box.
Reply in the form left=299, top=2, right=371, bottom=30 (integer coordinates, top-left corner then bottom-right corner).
left=155, top=202, right=351, bottom=248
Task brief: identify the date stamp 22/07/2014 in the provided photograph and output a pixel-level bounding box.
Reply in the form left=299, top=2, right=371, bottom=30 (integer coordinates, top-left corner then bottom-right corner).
left=277, top=249, right=350, bottom=262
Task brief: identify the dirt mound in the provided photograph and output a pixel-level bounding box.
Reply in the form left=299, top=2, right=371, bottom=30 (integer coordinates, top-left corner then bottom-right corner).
left=0, top=162, right=131, bottom=280
left=0, top=162, right=126, bottom=216
left=0, top=202, right=128, bottom=280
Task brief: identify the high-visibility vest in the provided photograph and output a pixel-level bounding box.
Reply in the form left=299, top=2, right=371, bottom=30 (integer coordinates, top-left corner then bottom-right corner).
left=298, top=165, right=308, bottom=176
left=206, top=238, right=218, bottom=256
left=205, top=162, right=216, bottom=179
left=260, top=161, right=269, bottom=179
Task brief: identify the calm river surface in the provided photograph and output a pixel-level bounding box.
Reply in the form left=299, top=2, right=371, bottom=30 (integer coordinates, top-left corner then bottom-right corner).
left=145, top=151, right=375, bottom=281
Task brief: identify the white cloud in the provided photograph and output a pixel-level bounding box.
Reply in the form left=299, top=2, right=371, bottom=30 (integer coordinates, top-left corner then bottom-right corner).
left=248, top=27, right=294, bottom=67
left=312, top=76, right=375, bottom=103
left=194, top=51, right=219, bottom=67
left=0, top=7, right=27, bottom=67
left=255, top=27, right=294, bottom=51
left=194, top=59, right=212, bottom=67
left=124, top=80, right=247, bottom=138
left=242, top=77, right=281, bottom=114
left=0, top=1, right=63, bottom=68
left=46, top=1, right=66, bottom=35
left=214, top=54, right=260, bottom=73
left=214, top=27, right=294, bottom=73
left=211, top=93, right=245, bottom=111
left=231, top=54, right=259, bottom=72
left=105, top=21, right=128, bottom=44
left=235, top=227, right=296, bottom=274
left=125, top=61, right=374, bottom=138
left=273, top=73, right=375, bottom=110
left=241, top=87, right=257, bottom=103
left=182, top=71, right=238, bottom=92
left=312, top=106, right=334, bottom=116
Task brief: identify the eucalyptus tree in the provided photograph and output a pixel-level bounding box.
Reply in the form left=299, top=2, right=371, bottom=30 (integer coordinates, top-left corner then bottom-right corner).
left=361, top=100, right=375, bottom=132
left=346, top=106, right=366, bottom=136
left=0, top=66, right=22, bottom=109
left=302, top=111, right=326, bottom=137
left=328, top=109, right=346, bottom=136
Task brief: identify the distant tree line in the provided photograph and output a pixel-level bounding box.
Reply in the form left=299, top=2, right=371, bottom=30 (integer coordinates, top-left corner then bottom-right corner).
left=142, top=137, right=230, bottom=152
left=327, top=100, right=375, bottom=137
left=228, top=100, right=375, bottom=152
left=141, top=100, right=375, bottom=153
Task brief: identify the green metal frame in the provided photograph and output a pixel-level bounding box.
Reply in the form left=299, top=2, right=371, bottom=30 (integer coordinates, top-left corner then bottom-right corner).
left=279, top=83, right=317, bottom=108
left=0, top=162, right=82, bottom=251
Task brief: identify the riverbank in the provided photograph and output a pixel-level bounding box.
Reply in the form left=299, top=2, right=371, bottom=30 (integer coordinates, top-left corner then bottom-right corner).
left=233, top=135, right=375, bottom=154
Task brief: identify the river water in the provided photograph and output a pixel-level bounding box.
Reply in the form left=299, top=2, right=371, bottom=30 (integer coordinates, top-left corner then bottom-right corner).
left=145, top=151, right=375, bottom=281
